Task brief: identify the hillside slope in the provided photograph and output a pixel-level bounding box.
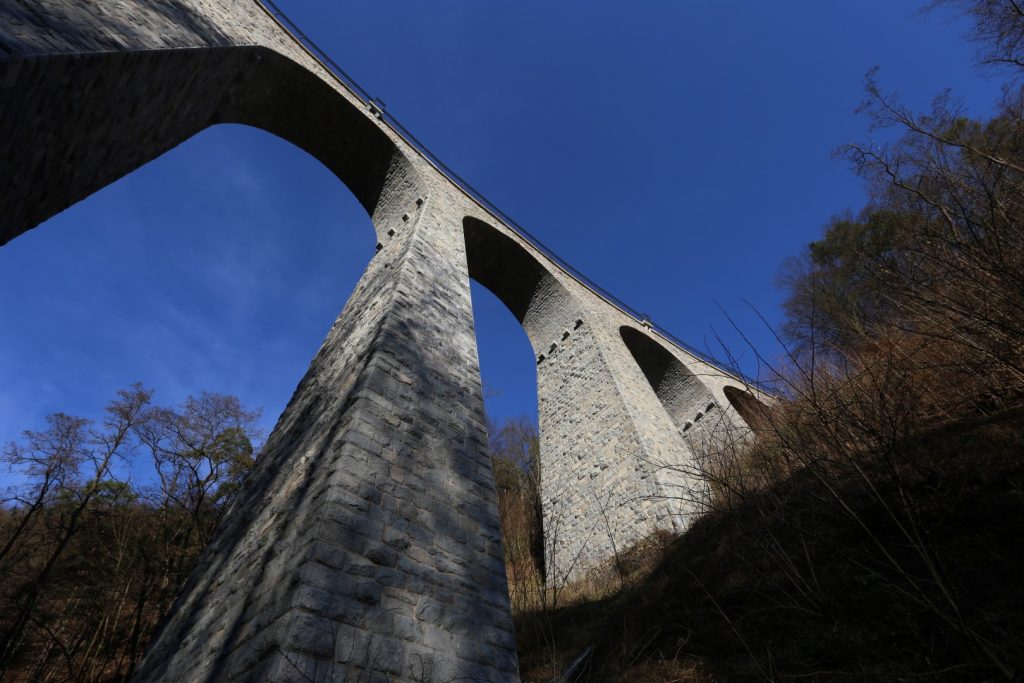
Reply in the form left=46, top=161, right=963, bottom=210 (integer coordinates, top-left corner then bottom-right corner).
left=514, top=408, right=1024, bottom=681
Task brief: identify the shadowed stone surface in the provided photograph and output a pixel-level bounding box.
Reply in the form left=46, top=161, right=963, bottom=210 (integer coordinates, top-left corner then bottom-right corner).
left=0, top=1, right=769, bottom=680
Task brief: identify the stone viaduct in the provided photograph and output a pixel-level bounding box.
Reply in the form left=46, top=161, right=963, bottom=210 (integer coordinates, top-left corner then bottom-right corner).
left=0, top=1, right=767, bottom=680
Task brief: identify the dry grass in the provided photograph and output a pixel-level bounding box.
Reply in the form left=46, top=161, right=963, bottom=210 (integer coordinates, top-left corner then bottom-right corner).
left=509, top=405, right=1024, bottom=682
left=504, top=320, right=1024, bottom=681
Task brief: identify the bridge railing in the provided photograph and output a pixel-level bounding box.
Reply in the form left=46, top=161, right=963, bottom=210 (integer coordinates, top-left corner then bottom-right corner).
left=256, top=0, right=760, bottom=388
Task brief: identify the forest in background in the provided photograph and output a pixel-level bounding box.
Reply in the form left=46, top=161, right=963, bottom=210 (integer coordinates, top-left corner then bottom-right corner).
left=0, top=387, right=261, bottom=681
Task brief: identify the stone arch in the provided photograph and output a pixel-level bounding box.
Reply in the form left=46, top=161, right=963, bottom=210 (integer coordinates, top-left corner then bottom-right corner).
left=619, top=325, right=712, bottom=435
left=463, top=215, right=592, bottom=586
left=724, top=385, right=770, bottom=433
left=1, top=45, right=420, bottom=246
left=2, top=6, right=528, bottom=679
left=462, top=216, right=579, bottom=353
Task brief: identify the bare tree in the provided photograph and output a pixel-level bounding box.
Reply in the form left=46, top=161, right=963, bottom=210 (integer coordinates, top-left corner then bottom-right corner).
left=0, top=385, right=151, bottom=678
left=0, top=386, right=261, bottom=682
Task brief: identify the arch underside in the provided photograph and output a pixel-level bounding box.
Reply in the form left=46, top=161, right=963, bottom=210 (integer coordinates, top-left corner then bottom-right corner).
left=0, top=45, right=413, bottom=245
left=1, top=10, right=524, bottom=680
left=619, top=325, right=717, bottom=435
left=724, top=385, right=769, bottom=433
left=462, top=216, right=580, bottom=353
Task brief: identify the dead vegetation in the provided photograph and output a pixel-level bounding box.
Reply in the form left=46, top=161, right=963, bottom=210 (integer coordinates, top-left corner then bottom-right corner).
left=508, top=404, right=1024, bottom=681
left=0, top=388, right=260, bottom=682
left=505, top=2, right=1024, bottom=679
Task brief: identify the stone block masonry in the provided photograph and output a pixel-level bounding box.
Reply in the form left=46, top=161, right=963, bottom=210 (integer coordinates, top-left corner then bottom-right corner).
left=0, top=1, right=769, bottom=679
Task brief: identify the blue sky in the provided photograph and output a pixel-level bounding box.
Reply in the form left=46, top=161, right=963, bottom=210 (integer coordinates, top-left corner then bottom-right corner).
left=0, top=2, right=1005, bottom=482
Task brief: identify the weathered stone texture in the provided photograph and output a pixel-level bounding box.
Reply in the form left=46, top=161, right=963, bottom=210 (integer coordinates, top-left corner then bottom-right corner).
left=129, top=175, right=520, bottom=680
left=1, top=1, right=770, bottom=680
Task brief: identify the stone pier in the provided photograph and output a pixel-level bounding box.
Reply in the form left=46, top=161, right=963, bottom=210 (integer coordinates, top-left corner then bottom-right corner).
left=0, top=2, right=767, bottom=679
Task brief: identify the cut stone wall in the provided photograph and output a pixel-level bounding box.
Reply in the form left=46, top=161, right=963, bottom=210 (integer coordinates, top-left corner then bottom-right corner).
left=1, top=1, right=768, bottom=679
left=130, top=178, right=521, bottom=681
